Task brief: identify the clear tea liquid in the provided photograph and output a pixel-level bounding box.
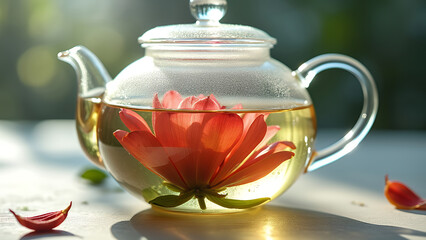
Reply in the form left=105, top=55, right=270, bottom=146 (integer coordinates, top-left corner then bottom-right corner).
left=77, top=96, right=317, bottom=213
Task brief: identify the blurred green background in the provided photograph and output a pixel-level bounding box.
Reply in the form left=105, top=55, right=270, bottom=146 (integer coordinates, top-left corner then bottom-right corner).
left=1, top=0, right=425, bottom=130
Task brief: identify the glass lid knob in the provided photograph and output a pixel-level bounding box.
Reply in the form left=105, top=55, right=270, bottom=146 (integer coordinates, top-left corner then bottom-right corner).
left=190, top=0, right=227, bottom=25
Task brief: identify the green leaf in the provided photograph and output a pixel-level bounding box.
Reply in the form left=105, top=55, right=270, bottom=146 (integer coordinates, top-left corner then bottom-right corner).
left=149, top=192, right=194, bottom=208
left=141, top=187, right=160, bottom=202
left=19, top=206, right=30, bottom=211
left=162, top=182, right=184, bottom=193
left=80, top=168, right=108, bottom=185
left=204, top=188, right=227, bottom=198
left=206, top=194, right=270, bottom=209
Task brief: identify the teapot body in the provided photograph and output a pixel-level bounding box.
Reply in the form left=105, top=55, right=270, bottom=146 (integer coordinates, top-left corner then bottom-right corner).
left=77, top=46, right=317, bottom=213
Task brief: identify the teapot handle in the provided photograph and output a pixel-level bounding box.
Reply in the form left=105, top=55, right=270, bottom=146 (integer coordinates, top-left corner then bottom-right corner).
left=292, top=54, right=378, bottom=172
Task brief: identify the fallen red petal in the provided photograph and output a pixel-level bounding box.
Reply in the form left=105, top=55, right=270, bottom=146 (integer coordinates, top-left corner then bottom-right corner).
left=10, top=202, right=72, bottom=231
left=385, top=175, right=426, bottom=210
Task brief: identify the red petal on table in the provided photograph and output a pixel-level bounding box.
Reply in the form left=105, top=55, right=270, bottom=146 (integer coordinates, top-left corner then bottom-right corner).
left=10, top=202, right=72, bottom=231
left=385, top=175, right=426, bottom=210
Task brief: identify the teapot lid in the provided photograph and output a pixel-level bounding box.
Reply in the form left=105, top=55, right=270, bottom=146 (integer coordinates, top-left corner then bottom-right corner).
left=139, top=0, right=276, bottom=47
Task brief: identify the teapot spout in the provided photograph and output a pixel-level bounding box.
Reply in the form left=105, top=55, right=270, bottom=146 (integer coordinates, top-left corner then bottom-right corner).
left=58, top=46, right=110, bottom=169
left=58, top=45, right=111, bottom=97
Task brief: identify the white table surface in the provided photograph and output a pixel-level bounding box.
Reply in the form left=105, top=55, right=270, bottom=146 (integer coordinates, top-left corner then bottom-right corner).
left=0, top=120, right=425, bottom=240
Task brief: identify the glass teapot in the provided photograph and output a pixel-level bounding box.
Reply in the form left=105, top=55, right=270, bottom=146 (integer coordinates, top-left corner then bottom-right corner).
left=58, top=0, right=378, bottom=213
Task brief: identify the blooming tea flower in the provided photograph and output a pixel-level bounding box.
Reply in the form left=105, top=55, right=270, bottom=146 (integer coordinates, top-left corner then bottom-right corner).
left=114, top=91, right=296, bottom=209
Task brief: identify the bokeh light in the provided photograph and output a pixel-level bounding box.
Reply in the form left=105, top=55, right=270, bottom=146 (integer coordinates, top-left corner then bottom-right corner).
left=17, top=45, right=56, bottom=88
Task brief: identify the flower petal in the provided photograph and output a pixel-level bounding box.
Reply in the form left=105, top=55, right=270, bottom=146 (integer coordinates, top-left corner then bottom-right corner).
left=210, top=115, right=267, bottom=186
left=163, top=148, right=198, bottom=189
left=113, top=129, right=128, bottom=142
left=215, top=151, right=294, bottom=188
left=231, top=103, right=243, bottom=110
left=207, top=94, right=222, bottom=108
left=117, top=130, right=187, bottom=189
left=153, top=113, right=207, bottom=188
left=154, top=94, right=195, bottom=147
left=153, top=93, right=162, bottom=108
left=192, top=96, right=221, bottom=111
left=188, top=96, right=222, bottom=129
left=242, top=113, right=268, bottom=129
left=385, top=175, right=426, bottom=210
left=178, top=96, right=199, bottom=109
left=257, top=125, right=280, bottom=149
left=244, top=141, right=296, bottom=167
left=155, top=112, right=188, bottom=147
left=119, top=109, right=152, bottom=133
left=151, top=108, right=198, bottom=186
left=152, top=93, right=163, bottom=132
left=201, top=114, right=243, bottom=152
left=195, top=113, right=243, bottom=185
left=154, top=96, right=217, bottom=187
left=162, top=90, right=183, bottom=109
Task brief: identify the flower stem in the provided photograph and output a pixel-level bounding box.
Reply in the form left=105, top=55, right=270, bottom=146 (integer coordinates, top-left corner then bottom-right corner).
left=196, top=196, right=207, bottom=210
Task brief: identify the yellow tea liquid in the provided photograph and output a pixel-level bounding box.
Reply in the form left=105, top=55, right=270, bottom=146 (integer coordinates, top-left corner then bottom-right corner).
left=76, top=96, right=103, bottom=168
left=77, top=96, right=317, bottom=213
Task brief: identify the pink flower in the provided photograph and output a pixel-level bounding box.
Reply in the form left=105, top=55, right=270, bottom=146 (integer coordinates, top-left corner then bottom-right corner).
left=114, top=90, right=295, bottom=209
